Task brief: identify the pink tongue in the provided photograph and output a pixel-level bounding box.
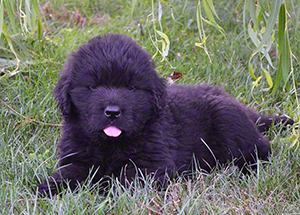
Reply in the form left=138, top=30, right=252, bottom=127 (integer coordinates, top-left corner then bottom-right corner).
left=103, top=126, right=122, bottom=137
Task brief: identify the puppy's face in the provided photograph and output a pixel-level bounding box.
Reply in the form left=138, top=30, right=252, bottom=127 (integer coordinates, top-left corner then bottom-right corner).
left=69, top=84, right=153, bottom=138
left=54, top=34, right=166, bottom=140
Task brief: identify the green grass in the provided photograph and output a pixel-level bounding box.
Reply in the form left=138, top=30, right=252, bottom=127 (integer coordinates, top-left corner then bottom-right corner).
left=1, top=0, right=299, bottom=214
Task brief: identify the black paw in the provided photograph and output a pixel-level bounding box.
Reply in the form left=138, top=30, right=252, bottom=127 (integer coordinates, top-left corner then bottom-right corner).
left=280, top=116, right=294, bottom=127
left=275, top=116, right=295, bottom=131
left=38, top=181, right=61, bottom=197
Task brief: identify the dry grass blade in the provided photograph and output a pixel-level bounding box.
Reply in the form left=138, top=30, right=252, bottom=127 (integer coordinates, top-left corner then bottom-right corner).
left=138, top=201, right=163, bottom=215
left=0, top=98, right=62, bottom=127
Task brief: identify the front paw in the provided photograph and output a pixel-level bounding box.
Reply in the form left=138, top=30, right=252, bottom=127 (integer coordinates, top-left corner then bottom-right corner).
left=38, top=180, right=61, bottom=197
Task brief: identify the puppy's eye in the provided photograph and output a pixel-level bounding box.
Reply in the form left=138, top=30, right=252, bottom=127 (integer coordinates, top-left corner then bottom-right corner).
left=89, top=85, right=98, bottom=91
left=128, top=86, right=136, bottom=92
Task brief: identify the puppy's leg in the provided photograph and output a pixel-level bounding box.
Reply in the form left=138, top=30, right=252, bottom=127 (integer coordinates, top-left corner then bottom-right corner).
left=247, top=109, right=294, bottom=132
left=208, top=97, right=271, bottom=171
left=38, top=164, right=90, bottom=197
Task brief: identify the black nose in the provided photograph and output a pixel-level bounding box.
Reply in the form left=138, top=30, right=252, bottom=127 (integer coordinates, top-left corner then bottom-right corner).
left=104, top=105, right=121, bottom=118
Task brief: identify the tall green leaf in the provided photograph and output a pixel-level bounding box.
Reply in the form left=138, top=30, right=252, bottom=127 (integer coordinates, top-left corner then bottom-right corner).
left=202, top=0, right=224, bottom=35
left=156, top=30, right=170, bottom=59
left=272, top=3, right=291, bottom=93
left=206, top=0, right=220, bottom=20
left=247, top=0, right=259, bottom=30
left=4, top=0, right=16, bottom=33
left=32, top=0, right=43, bottom=39
left=258, top=0, right=281, bottom=51
left=0, top=0, right=4, bottom=38
left=131, top=0, right=138, bottom=17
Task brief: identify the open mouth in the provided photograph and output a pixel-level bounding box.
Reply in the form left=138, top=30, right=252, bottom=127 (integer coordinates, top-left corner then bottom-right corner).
left=103, top=126, right=122, bottom=137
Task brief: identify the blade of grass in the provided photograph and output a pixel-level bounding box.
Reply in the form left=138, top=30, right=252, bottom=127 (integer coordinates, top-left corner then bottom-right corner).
left=25, top=0, right=32, bottom=31
left=262, top=68, right=273, bottom=90
left=248, top=52, right=258, bottom=79
left=248, top=24, right=260, bottom=47
left=278, top=3, right=291, bottom=89
left=257, top=0, right=281, bottom=51
left=158, top=1, right=163, bottom=31
left=32, top=0, right=43, bottom=39
left=4, top=0, right=16, bottom=33
left=195, top=0, right=212, bottom=63
left=272, top=3, right=291, bottom=93
left=202, top=0, right=217, bottom=26
left=202, top=0, right=224, bottom=36
left=206, top=0, right=220, bottom=20
left=196, top=0, right=203, bottom=40
left=156, top=30, right=170, bottom=59
left=131, top=0, right=138, bottom=17
left=247, top=0, right=259, bottom=31
left=0, top=24, right=20, bottom=81
left=0, top=0, right=3, bottom=38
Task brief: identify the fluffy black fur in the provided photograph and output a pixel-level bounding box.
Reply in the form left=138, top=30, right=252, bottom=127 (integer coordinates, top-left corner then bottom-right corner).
left=38, top=34, right=293, bottom=196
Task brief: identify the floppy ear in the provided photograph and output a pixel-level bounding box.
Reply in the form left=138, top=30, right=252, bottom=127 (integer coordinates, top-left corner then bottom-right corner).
left=53, top=67, right=72, bottom=120
left=153, top=77, right=167, bottom=118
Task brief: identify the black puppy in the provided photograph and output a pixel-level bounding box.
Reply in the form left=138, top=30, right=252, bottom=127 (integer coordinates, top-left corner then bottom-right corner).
left=38, top=34, right=293, bottom=196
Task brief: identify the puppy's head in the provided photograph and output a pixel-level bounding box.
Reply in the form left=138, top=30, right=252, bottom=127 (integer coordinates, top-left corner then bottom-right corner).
left=54, top=34, right=166, bottom=139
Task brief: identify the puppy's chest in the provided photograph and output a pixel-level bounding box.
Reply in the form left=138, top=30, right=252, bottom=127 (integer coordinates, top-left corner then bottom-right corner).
left=89, top=144, right=138, bottom=174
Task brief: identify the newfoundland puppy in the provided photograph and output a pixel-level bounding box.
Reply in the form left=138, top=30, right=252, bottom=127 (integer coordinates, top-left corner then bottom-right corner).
left=38, top=34, right=293, bottom=196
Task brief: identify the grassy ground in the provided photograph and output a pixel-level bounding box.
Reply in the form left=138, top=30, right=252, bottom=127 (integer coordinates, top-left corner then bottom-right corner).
left=1, top=0, right=299, bottom=214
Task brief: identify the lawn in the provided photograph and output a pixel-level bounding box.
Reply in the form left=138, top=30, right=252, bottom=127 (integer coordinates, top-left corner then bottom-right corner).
left=0, top=0, right=299, bottom=214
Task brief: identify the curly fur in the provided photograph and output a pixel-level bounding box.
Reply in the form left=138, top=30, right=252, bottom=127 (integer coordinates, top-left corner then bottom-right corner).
left=38, top=34, right=293, bottom=196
